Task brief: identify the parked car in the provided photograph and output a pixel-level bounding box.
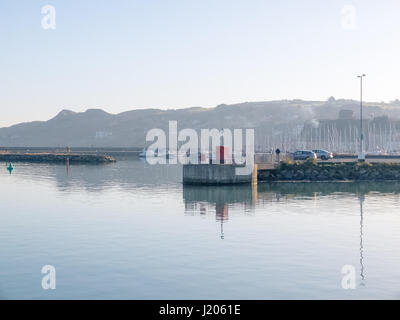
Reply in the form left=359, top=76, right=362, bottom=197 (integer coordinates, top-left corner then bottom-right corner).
left=312, top=149, right=333, bottom=160
left=293, top=150, right=317, bottom=160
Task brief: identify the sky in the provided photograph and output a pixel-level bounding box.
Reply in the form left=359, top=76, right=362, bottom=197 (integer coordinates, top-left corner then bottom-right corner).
left=1, top=0, right=400, bottom=127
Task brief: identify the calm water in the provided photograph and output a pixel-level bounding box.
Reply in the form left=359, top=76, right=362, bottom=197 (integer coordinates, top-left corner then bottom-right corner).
left=1, top=158, right=400, bottom=299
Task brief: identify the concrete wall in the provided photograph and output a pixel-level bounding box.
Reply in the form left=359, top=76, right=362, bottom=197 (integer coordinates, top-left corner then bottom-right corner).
left=183, top=164, right=255, bottom=185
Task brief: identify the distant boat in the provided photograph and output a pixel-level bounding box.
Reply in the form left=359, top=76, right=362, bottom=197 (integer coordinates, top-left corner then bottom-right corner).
left=139, top=148, right=175, bottom=159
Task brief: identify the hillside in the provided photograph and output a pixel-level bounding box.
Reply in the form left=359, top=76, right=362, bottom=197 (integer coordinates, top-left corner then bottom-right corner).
left=1, top=99, right=400, bottom=148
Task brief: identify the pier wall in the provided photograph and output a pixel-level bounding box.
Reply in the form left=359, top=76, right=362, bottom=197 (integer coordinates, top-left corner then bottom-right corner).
left=183, top=164, right=257, bottom=185
left=258, top=161, right=400, bottom=181
left=0, top=153, right=116, bottom=164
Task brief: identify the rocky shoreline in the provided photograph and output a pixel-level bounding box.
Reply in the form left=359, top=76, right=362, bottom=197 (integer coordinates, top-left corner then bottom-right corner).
left=258, top=160, right=400, bottom=181
left=0, top=153, right=116, bottom=164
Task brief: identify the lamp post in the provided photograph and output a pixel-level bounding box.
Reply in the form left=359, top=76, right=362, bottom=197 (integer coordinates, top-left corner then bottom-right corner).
left=357, top=74, right=366, bottom=162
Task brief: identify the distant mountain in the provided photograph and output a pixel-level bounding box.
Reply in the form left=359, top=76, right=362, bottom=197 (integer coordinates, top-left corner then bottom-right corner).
left=1, top=99, right=400, bottom=147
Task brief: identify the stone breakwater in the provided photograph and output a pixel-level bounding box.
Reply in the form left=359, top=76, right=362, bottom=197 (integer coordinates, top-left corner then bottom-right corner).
left=0, top=153, right=116, bottom=164
left=258, top=160, right=400, bottom=181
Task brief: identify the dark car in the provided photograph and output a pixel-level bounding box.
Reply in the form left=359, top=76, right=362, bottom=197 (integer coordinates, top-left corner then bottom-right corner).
left=293, top=150, right=317, bottom=160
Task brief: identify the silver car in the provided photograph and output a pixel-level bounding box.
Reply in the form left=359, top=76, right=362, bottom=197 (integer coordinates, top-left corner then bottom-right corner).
left=312, top=149, right=333, bottom=160
left=293, top=150, right=317, bottom=160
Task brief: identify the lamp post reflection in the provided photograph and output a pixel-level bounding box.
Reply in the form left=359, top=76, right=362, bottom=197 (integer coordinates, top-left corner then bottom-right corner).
left=66, top=157, right=70, bottom=174
left=359, top=194, right=366, bottom=286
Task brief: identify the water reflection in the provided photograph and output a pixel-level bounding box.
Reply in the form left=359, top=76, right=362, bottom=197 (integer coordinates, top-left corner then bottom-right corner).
left=3, top=160, right=395, bottom=277
left=6, top=163, right=13, bottom=174
left=10, top=158, right=400, bottom=197
left=4, top=159, right=400, bottom=298
left=359, top=195, right=366, bottom=286
left=183, top=181, right=397, bottom=285
left=257, top=181, right=400, bottom=197
left=5, top=160, right=182, bottom=192
left=183, top=184, right=257, bottom=239
left=183, top=181, right=400, bottom=221
left=66, top=158, right=70, bottom=175
left=5, top=159, right=400, bottom=297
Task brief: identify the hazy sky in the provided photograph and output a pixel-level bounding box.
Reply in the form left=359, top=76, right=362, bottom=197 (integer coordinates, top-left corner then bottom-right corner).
left=1, top=0, right=400, bottom=127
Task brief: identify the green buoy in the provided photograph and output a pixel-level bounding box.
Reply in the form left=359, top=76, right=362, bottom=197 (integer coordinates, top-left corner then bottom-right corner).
left=7, top=162, right=13, bottom=174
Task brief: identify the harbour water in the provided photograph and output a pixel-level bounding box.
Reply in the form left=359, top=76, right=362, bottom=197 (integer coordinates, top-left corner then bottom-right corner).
left=1, top=158, right=400, bottom=299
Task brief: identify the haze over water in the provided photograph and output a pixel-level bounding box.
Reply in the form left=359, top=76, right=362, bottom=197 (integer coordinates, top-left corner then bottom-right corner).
left=1, top=158, right=400, bottom=299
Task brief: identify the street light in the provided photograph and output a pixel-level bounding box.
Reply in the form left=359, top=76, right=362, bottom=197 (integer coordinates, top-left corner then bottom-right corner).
left=357, top=74, right=366, bottom=162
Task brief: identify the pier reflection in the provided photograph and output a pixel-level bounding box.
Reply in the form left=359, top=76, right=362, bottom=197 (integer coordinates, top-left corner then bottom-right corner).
left=182, top=182, right=379, bottom=279
left=183, top=184, right=257, bottom=239
left=256, top=181, right=400, bottom=198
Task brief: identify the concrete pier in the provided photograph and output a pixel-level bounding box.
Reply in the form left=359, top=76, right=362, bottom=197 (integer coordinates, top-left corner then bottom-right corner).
left=182, top=152, right=400, bottom=184
left=0, top=152, right=116, bottom=164
left=183, top=164, right=257, bottom=185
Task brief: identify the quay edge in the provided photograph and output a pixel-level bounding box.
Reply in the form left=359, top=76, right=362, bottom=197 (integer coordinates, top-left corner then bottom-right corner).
left=0, top=153, right=116, bottom=164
